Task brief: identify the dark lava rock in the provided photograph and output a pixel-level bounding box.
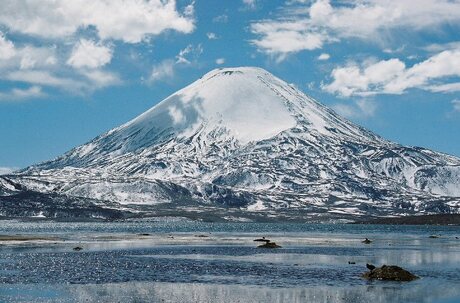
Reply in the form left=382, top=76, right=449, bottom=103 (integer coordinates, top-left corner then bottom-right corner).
left=429, top=235, right=440, bottom=238
left=258, top=242, right=281, bottom=248
left=73, top=246, right=83, bottom=251
left=362, top=238, right=372, bottom=244
left=366, top=263, right=376, bottom=271
left=362, top=265, right=418, bottom=281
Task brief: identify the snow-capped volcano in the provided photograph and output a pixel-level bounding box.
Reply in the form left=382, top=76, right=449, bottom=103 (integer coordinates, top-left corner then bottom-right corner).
left=1, top=67, right=460, bottom=221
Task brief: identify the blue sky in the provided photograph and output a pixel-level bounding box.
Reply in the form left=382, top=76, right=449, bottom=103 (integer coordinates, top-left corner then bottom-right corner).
left=1, top=0, right=460, bottom=171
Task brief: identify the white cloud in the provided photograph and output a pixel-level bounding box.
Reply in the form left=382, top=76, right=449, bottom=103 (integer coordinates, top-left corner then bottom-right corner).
left=332, top=99, right=377, bottom=119
left=6, top=70, right=83, bottom=90
left=216, top=58, right=225, bottom=65
left=0, top=31, right=120, bottom=95
left=176, top=44, right=203, bottom=65
left=428, top=83, right=460, bottom=93
left=1, top=50, right=56, bottom=72
left=79, top=70, right=120, bottom=89
left=149, top=44, right=203, bottom=84
left=213, top=14, right=228, bottom=23
left=250, top=0, right=460, bottom=55
left=67, top=39, right=113, bottom=69
left=168, top=105, right=186, bottom=125
left=0, top=32, right=15, bottom=60
left=207, top=32, right=218, bottom=40
left=323, top=49, right=460, bottom=97
left=183, top=2, right=195, bottom=17
left=424, top=42, right=460, bottom=53
left=251, top=22, right=325, bottom=55
left=0, top=0, right=194, bottom=43
left=0, top=33, right=57, bottom=70
left=318, top=53, right=330, bottom=60
left=0, top=2, right=197, bottom=98
left=5, top=69, right=120, bottom=93
left=0, top=33, right=85, bottom=93
left=452, top=99, right=460, bottom=113
left=0, top=86, right=45, bottom=100
left=242, top=0, right=257, bottom=9
left=149, top=59, right=176, bottom=83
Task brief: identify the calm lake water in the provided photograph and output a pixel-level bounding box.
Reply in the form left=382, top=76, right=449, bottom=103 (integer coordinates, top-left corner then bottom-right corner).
left=0, top=220, right=459, bottom=303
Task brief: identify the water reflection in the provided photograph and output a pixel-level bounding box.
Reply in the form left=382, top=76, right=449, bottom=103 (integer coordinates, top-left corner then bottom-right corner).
left=3, top=281, right=459, bottom=303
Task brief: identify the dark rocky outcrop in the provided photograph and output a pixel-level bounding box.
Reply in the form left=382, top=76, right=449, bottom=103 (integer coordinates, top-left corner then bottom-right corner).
left=258, top=242, right=282, bottom=248
left=362, top=265, right=418, bottom=281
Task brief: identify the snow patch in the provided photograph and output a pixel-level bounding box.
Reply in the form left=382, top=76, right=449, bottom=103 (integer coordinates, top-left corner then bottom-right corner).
left=247, top=200, right=267, bottom=211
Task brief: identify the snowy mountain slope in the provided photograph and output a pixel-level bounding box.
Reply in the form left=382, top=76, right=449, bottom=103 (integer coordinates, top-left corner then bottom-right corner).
left=2, top=67, right=460, bottom=220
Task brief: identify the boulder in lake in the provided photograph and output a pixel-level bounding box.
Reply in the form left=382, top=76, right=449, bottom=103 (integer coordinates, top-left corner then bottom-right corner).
left=362, top=265, right=418, bottom=281
left=258, top=242, right=282, bottom=248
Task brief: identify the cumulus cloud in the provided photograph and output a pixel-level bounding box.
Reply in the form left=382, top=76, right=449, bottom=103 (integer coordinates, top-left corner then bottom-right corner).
left=207, top=32, right=218, bottom=40
left=318, top=53, right=330, bottom=60
left=251, top=22, right=325, bottom=55
left=0, top=1, right=194, bottom=97
left=250, top=0, right=460, bottom=56
left=323, top=49, right=460, bottom=97
left=67, top=39, right=113, bottom=69
left=0, top=0, right=194, bottom=43
left=216, top=58, right=225, bottom=65
left=0, top=34, right=57, bottom=70
left=0, top=32, right=15, bottom=60
left=0, top=34, right=88, bottom=94
left=18, top=47, right=57, bottom=70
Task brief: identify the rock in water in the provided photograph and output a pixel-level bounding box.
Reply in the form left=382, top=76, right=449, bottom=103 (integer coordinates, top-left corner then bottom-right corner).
left=362, top=265, right=418, bottom=281
left=258, top=242, right=282, bottom=248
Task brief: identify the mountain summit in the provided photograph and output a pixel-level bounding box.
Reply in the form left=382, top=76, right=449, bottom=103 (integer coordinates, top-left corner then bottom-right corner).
left=2, top=67, right=460, bottom=221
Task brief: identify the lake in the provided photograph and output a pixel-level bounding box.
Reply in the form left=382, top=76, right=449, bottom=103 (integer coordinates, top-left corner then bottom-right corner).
left=0, top=220, right=459, bottom=302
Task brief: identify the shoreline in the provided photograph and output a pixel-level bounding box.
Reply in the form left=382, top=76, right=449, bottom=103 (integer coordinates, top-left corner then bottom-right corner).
left=353, top=214, right=460, bottom=225
left=1, top=213, right=460, bottom=225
